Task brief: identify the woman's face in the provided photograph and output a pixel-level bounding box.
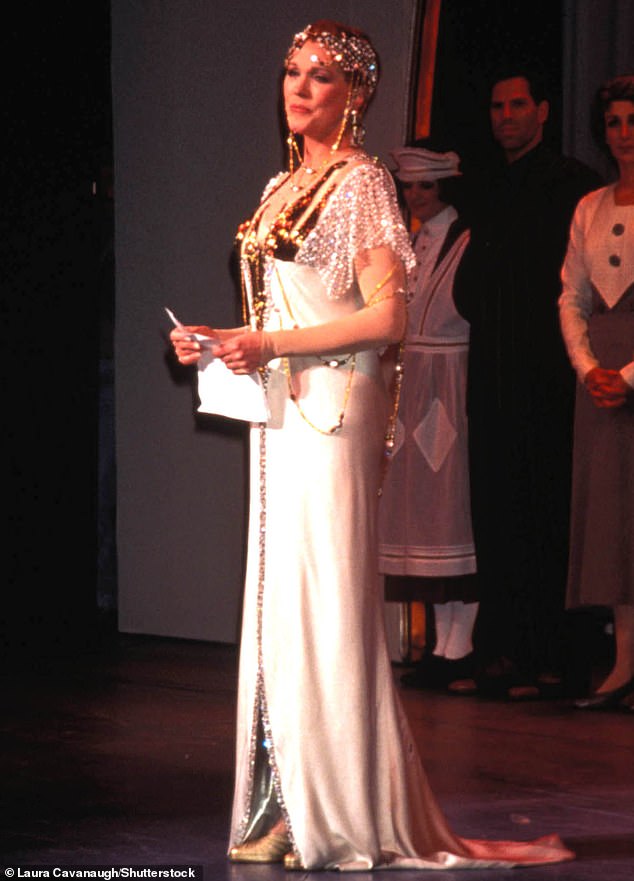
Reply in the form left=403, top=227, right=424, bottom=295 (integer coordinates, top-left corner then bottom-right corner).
left=401, top=180, right=446, bottom=223
left=605, top=100, right=634, bottom=166
left=284, top=40, right=354, bottom=145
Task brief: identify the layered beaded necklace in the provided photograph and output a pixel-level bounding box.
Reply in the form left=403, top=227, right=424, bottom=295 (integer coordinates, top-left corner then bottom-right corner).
left=236, top=158, right=351, bottom=328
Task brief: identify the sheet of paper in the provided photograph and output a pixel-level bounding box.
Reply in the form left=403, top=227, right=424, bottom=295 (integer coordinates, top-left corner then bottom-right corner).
left=196, top=344, right=269, bottom=423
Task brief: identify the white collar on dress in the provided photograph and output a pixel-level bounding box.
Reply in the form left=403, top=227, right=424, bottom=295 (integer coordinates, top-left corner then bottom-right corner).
left=420, top=204, right=457, bottom=235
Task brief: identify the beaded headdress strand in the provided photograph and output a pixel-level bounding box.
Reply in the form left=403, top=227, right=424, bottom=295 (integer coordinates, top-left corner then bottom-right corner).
left=285, top=24, right=379, bottom=96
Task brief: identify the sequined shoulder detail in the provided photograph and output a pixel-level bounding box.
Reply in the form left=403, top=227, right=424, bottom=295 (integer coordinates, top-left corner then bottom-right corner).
left=296, top=159, right=416, bottom=299
left=264, top=160, right=349, bottom=261
left=261, top=171, right=289, bottom=203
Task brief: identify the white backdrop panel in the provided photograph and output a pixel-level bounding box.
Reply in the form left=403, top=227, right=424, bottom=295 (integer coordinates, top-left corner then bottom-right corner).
left=111, top=0, right=418, bottom=642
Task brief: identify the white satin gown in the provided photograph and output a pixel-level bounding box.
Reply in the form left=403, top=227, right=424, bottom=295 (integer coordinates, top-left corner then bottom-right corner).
left=228, top=156, right=574, bottom=871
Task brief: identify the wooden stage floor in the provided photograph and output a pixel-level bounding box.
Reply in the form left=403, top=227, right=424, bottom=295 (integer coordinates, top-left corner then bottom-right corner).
left=1, top=633, right=633, bottom=880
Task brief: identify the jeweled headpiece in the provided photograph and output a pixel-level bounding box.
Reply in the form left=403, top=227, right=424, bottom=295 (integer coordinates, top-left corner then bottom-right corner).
left=286, top=23, right=379, bottom=96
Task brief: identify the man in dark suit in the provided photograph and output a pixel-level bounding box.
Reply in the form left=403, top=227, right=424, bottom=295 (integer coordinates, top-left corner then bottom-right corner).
left=454, top=70, right=602, bottom=698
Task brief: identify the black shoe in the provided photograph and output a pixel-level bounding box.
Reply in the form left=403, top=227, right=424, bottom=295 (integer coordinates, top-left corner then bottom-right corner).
left=618, top=690, right=634, bottom=713
left=400, top=655, right=448, bottom=689
left=447, top=677, right=478, bottom=696
left=574, top=676, right=634, bottom=710
left=444, top=652, right=475, bottom=686
left=473, top=656, right=520, bottom=698
left=507, top=674, right=565, bottom=702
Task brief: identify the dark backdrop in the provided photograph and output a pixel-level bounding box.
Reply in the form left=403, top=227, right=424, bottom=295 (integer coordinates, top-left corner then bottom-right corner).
left=3, top=2, right=113, bottom=663
left=430, top=0, right=564, bottom=163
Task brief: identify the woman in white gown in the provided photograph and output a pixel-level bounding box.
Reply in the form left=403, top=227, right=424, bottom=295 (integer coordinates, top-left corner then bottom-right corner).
left=171, top=19, right=574, bottom=872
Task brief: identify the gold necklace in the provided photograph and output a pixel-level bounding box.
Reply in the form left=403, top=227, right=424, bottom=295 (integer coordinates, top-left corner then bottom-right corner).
left=282, top=355, right=356, bottom=435
left=383, top=342, right=405, bottom=456
left=290, top=159, right=328, bottom=192
left=377, top=340, right=405, bottom=495
left=236, top=162, right=350, bottom=329
left=290, top=149, right=357, bottom=192
left=274, top=264, right=356, bottom=435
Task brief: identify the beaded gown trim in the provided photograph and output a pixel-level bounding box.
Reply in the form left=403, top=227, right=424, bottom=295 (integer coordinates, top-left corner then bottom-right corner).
left=233, top=420, right=298, bottom=850
left=297, top=161, right=415, bottom=298
left=236, top=156, right=415, bottom=325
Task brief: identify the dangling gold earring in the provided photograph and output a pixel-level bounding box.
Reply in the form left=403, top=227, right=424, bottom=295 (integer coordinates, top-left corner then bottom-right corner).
left=331, top=83, right=354, bottom=152
left=351, top=109, right=366, bottom=147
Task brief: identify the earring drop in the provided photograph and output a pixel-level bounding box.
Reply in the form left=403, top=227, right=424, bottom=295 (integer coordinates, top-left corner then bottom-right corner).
left=351, top=110, right=366, bottom=147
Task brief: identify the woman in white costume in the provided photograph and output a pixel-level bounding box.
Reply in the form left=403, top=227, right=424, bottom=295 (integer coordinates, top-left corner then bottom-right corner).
left=378, top=145, right=480, bottom=694
left=171, top=19, right=573, bottom=872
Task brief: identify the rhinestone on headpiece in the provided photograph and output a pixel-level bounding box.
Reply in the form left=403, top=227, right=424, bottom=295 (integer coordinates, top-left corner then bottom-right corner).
left=286, top=25, right=379, bottom=94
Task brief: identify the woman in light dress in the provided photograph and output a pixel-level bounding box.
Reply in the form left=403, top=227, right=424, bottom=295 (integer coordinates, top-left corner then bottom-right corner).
left=378, top=145, right=480, bottom=695
left=559, top=74, right=634, bottom=713
left=171, top=19, right=574, bottom=871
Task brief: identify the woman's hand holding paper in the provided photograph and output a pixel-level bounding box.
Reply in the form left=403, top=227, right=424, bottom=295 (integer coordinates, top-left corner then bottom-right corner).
left=215, top=330, right=274, bottom=374
left=170, top=325, right=247, bottom=366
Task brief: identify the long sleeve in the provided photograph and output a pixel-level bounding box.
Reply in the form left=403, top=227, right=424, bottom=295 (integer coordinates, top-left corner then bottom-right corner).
left=558, top=199, right=599, bottom=383
left=559, top=188, right=634, bottom=388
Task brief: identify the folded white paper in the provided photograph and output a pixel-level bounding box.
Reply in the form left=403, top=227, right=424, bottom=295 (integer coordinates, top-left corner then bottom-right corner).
left=196, top=338, right=269, bottom=423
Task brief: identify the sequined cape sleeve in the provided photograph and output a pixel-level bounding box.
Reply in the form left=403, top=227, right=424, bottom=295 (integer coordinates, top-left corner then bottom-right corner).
left=295, top=159, right=415, bottom=299
left=260, top=171, right=288, bottom=203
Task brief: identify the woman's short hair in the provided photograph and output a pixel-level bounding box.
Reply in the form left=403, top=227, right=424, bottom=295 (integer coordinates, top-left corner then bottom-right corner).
left=596, top=74, right=634, bottom=112
left=590, top=74, right=634, bottom=151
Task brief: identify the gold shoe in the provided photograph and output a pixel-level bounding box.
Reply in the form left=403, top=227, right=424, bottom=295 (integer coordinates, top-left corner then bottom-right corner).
left=284, top=852, right=304, bottom=871
left=229, top=830, right=290, bottom=863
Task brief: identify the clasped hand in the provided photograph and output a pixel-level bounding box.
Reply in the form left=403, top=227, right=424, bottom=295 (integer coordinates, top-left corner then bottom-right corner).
left=584, top=366, right=630, bottom=409
left=170, top=326, right=274, bottom=374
